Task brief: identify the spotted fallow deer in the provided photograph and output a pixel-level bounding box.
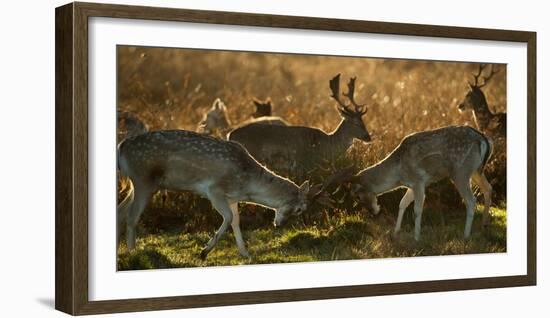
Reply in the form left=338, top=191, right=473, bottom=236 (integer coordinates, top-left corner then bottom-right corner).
left=197, top=98, right=288, bottom=138
left=344, top=125, right=493, bottom=241
left=228, top=74, right=371, bottom=175
left=117, top=130, right=317, bottom=259
left=458, top=64, right=506, bottom=137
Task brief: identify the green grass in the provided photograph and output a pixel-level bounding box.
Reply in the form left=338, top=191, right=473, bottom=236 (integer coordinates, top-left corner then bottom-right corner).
left=117, top=204, right=506, bottom=270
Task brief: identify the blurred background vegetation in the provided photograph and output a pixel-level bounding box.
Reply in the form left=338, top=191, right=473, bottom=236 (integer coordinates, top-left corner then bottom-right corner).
left=117, top=46, right=507, bottom=270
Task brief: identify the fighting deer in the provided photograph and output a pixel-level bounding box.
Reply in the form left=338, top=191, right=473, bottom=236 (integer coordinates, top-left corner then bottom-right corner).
left=117, top=110, right=148, bottom=142
left=228, top=74, right=371, bottom=175
left=341, top=126, right=492, bottom=241
left=458, top=64, right=506, bottom=137
left=197, top=98, right=288, bottom=138
left=117, top=130, right=319, bottom=259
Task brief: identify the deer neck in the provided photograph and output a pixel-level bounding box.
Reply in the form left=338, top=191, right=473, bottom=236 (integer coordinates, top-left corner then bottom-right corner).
left=214, top=117, right=233, bottom=138
left=246, top=169, right=298, bottom=209
left=358, top=154, right=402, bottom=195
left=329, top=118, right=356, bottom=153
left=472, top=96, right=495, bottom=130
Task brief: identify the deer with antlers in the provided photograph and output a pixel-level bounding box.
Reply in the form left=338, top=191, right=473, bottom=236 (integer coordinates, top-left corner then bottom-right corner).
left=228, top=74, right=371, bottom=176
left=197, top=98, right=288, bottom=138
left=117, top=130, right=328, bottom=259
left=336, top=125, right=492, bottom=241
left=458, top=64, right=506, bottom=137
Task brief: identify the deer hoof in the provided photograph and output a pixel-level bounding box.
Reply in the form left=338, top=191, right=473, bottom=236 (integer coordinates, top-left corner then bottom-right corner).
left=200, top=248, right=210, bottom=260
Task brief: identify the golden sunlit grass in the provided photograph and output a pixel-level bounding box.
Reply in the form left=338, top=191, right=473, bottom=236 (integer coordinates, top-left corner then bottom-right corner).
left=117, top=46, right=507, bottom=269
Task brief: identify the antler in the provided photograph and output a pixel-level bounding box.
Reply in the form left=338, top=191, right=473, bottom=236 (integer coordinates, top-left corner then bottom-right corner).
left=343, top=77, right=367, bottom=115
left=479, top=64, right=499, bottom=88
left=308, top=165, right=357, bottom=208
left=329, top=74, right=367, bottom=116
left=470, top=64, right=486, bottom=87
left=470, top=64, right=499, bottom=88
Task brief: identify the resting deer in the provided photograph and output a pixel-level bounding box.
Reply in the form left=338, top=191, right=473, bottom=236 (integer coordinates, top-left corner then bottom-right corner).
left=117, top=110, right=148, bottom=143
left=197, top=98, right=288, bottom=138
left=251, top=98, right=275, bottom=118
left=117, top=130, right=317, bottom=259
left=228, top=74, right=371, bottom=175
left=343, top=126, right=493, bottom=241
left=458, top=64, right=506, bottom=137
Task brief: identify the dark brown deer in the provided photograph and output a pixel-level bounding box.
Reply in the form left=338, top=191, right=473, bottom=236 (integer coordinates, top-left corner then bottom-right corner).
left=117, top=130, right=320, bottom=259
left=251, top=98, right=274, bottom=118
left=458, top=64, right=506, bottom=137
left=228, top=74, right=371, bottom=176
left=339, top=126, right=493, bottom=241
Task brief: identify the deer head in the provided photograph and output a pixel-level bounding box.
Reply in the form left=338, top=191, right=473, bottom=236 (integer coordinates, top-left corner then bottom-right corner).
left=273, top=180, right=310, bottom=227
left=458, top=64, right=499, bottom=112
left=251, top=98, right=273, bottom=118
left=274, top=168, right=355, bottom=227
left=197, top=98, right=231, bottom=134
left=329, top=74, right=371, bottom=142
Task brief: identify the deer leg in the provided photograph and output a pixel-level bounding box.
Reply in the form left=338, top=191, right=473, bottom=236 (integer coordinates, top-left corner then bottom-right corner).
left=229, top=202, right=250, bottom=258
left=472, top=171, right=493, bottom=227
left=413, top=186, right=426, bottom=241
left=200, top=192, right=233, bottom=260
left=394, top=188, right=414, bottom=236
left=117, top=180, right=135, bottom=249
left=126, top=182, right=154, bottom=250
left=454, top=176, right=477, bottom=239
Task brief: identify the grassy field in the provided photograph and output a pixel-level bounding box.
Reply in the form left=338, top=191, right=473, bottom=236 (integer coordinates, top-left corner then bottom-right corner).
left=118, top=205, right=506, bottom=270
left=117, top=46, right=507, bottom=270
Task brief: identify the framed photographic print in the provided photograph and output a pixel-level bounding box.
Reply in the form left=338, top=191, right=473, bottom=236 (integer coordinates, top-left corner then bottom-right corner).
left=55, top=2, right=537, bottom=315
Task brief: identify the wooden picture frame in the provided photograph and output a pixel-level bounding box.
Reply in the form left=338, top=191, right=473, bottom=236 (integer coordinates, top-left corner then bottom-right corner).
left=55, top=2, right=536, bottom=315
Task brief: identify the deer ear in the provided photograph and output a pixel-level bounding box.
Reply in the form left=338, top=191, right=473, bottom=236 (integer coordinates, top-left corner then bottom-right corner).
left=253, top=99, right=261, bottom=107
left=213, top=98, right=221, bottom=109
left=299, top=180, right=310, bottom=193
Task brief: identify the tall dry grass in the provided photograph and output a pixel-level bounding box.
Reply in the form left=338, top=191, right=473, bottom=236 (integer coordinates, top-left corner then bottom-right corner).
left=117, top=45, right=506, bottom=236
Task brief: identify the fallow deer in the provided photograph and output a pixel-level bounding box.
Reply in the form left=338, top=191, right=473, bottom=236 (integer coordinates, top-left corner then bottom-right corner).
left=343, top=125, right=493, bottom=241
left=228, top=74, right=371, bottom=176
left=458, top=64, right=506, bottom=137
left=117, top=130, right=317, bottom=259
left=117, top=110, right=148, bottom=143
left=251, top=98, right=275, bottom=118
left=197, top=98, right=288, bottom=138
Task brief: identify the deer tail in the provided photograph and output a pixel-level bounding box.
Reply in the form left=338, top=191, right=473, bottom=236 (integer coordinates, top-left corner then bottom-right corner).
left=478, top=133, right=493, bottom=172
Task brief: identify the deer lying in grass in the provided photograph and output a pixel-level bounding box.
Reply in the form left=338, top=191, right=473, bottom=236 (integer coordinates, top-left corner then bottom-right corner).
left=458, top=64, right=506, bottom=137
left=117, top=110, right=148, bottom=143
left=251, top=98, right=276, bottom=118
left=117, top=130, right=320, bottom=259
left=197, top=98, right=288, bottom=138
left=228, top=74, right=371, bottom=175
left=342, top=125, right=493, bottom=241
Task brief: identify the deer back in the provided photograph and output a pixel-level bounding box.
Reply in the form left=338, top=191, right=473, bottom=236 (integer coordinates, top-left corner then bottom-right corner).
left=396, top=126, right=492, bottom=184
left=118, top=130, right=265, bottom=195
left=228, top=124, right=333, bottom=164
